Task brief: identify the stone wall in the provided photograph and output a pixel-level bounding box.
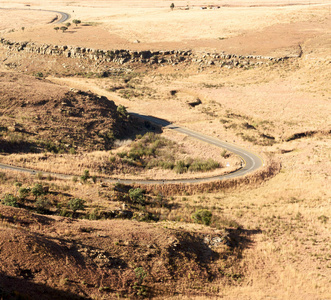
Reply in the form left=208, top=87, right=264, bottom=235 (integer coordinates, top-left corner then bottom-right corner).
left=0, top=38, right=293, bottom=69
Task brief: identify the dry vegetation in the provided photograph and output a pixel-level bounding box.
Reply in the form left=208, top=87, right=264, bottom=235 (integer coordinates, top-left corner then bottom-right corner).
left=0, top=0, right=330, bottom=299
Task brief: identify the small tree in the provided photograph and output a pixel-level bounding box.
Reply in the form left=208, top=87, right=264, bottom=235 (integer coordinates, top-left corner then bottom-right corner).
left=54, top=26, right=59, bottom=32
left=21, top=27, right=25, bottom=32
left=60, top=26, right=68, bottom=33
left=18, top=187, right=30, bottom=201
left=72, top=19, right=81, bottom=26
left=65, top=22, right=71, bottom=28
left=170, top=3, right=175, bottom=10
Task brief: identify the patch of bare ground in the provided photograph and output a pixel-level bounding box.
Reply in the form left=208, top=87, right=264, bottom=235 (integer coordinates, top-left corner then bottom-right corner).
left=0, top=0, right=330, bottom=298
left=0, top=203, right=253, bottom=299
left=0, top=72, right=137, bottom=152
left=1, top=1, right=330, bottom=57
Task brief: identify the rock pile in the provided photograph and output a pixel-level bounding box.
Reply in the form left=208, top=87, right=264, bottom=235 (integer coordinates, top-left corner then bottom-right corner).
left=0, top=38, right=293, bottom=68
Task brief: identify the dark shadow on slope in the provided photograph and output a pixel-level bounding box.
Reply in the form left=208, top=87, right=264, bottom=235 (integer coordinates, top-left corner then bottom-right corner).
left=0, top=139, right=39, bottom=154
left=0, top=272, right=91, bottom=300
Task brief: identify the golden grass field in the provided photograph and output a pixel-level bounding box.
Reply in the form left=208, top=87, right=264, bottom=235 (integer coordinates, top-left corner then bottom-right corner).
left=0, top=0, right=330, bottom=298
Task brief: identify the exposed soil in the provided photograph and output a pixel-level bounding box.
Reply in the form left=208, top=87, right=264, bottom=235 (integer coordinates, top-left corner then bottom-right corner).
left=0, top=72, right=136, bottom=152
left=1, top=2, right=330, bottom=57
left=0, top=205, right=249, bottom=299
left=0, top=0, right=330, bottom=299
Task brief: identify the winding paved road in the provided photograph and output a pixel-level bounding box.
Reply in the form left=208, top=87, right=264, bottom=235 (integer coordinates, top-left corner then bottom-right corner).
left=0, top=7, right=70, bottom=24
left=0, top=112, right=263, bottom=185
left=0, top=7, right=263, bottom=185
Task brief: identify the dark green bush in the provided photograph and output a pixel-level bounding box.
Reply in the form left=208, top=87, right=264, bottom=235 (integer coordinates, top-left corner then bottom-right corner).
left=32, top=183, right=45, bottom=199
left=18, top=187, right=30, bottom=200
left=36, top=197, right=51, bottom=214
left=80, top=169, right=90, bottom=183
left=129, top=188, right=145, bottom=205
left=191, top=209, right=212, bottom=226
left=117, top=105, right=128, bottom=118
left=174, top=160, right=188, bottom=174
left=1, top=194, right=18, bottom=207
left=68, top=198, right=86, bottom=213
left=188, top=159, right=219, bottom=172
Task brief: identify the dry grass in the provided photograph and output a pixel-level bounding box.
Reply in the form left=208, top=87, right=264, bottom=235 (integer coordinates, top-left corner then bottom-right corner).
left=0, top=0, right=330, bottom=298
left=0, top=131, right=240, bottom=180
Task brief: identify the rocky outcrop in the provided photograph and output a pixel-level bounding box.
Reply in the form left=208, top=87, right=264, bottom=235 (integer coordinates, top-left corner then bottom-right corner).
left=0, top=38, right=292, bottom=68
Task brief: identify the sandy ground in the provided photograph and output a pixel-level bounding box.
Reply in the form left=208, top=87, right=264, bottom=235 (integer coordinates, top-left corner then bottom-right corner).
left=1, top=0, right=330, bottom=56
left=0, top=0, right=330, bottom=299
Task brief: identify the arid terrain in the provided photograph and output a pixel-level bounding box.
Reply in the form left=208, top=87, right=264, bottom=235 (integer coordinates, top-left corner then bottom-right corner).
left=0, top=0, right=330, bottom=299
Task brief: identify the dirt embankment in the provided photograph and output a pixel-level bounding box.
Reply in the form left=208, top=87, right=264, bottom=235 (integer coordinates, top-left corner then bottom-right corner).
left=0, top=72, right=137, bottom=153
left=0, top=205, right=250, bottom=299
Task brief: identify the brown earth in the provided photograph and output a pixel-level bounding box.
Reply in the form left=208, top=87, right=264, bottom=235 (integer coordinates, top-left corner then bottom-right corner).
left=0, top=72, right=137, bottom=153
left=0, top=0, right=330, bottom=299
left=1, top=1, right=330, bottom=57
left=0, top=204, right=250, bottom=299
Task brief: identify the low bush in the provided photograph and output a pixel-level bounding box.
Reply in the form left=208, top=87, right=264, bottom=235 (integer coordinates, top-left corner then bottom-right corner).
left=188, top=159, right=219, bottom=172
left=18, top=187, right=30, bottom=200
left=36, top=197, right=51, bottom=214
left=68, top=198, right=86, bottom=213
left=80, top=169, right=90, bottom=183
left=1, top=194, right=19, bottom=207
left=32, top=183, right=46, bottom=199
left=191, top=209, right=212, bottom=226
left=129, top=188, right=145, bottom=205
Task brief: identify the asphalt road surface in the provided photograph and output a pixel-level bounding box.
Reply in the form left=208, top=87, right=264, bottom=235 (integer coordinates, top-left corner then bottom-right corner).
left=0, top=7, right=70, bottom=24
left=0, top=112, right=263, bottom=185
left=0, top=7, right=263, bottom=184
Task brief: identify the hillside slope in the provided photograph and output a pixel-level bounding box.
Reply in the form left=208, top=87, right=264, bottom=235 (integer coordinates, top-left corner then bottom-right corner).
left=0, top=72, right=134, bottom=153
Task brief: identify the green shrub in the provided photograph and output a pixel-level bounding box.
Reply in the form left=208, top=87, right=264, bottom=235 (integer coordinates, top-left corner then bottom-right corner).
left=68, top=198, right=86, bottom=213
left=188, top=159, right=219, bottom=172
left=129, top=188, right=145, bottom=205
left=80, top=169, right=90, bottom=183
left=1, top=194, right=19, bottom=207
left=14, top=182, right=22, bottom=188
left=191, top=209, right=212, bottom=226
left=72, top=19, right=82, bottom=26
left=117, top=151, right=127, bottom=158
left=32, top=183, right=46, bottom=199
left=18, top=187, right=30, bottom=200
left=117, top=105, right=128, bottom=118
left=36, top=197, right=51, bottom=214
left=35, top=72, right=43, bottom=78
